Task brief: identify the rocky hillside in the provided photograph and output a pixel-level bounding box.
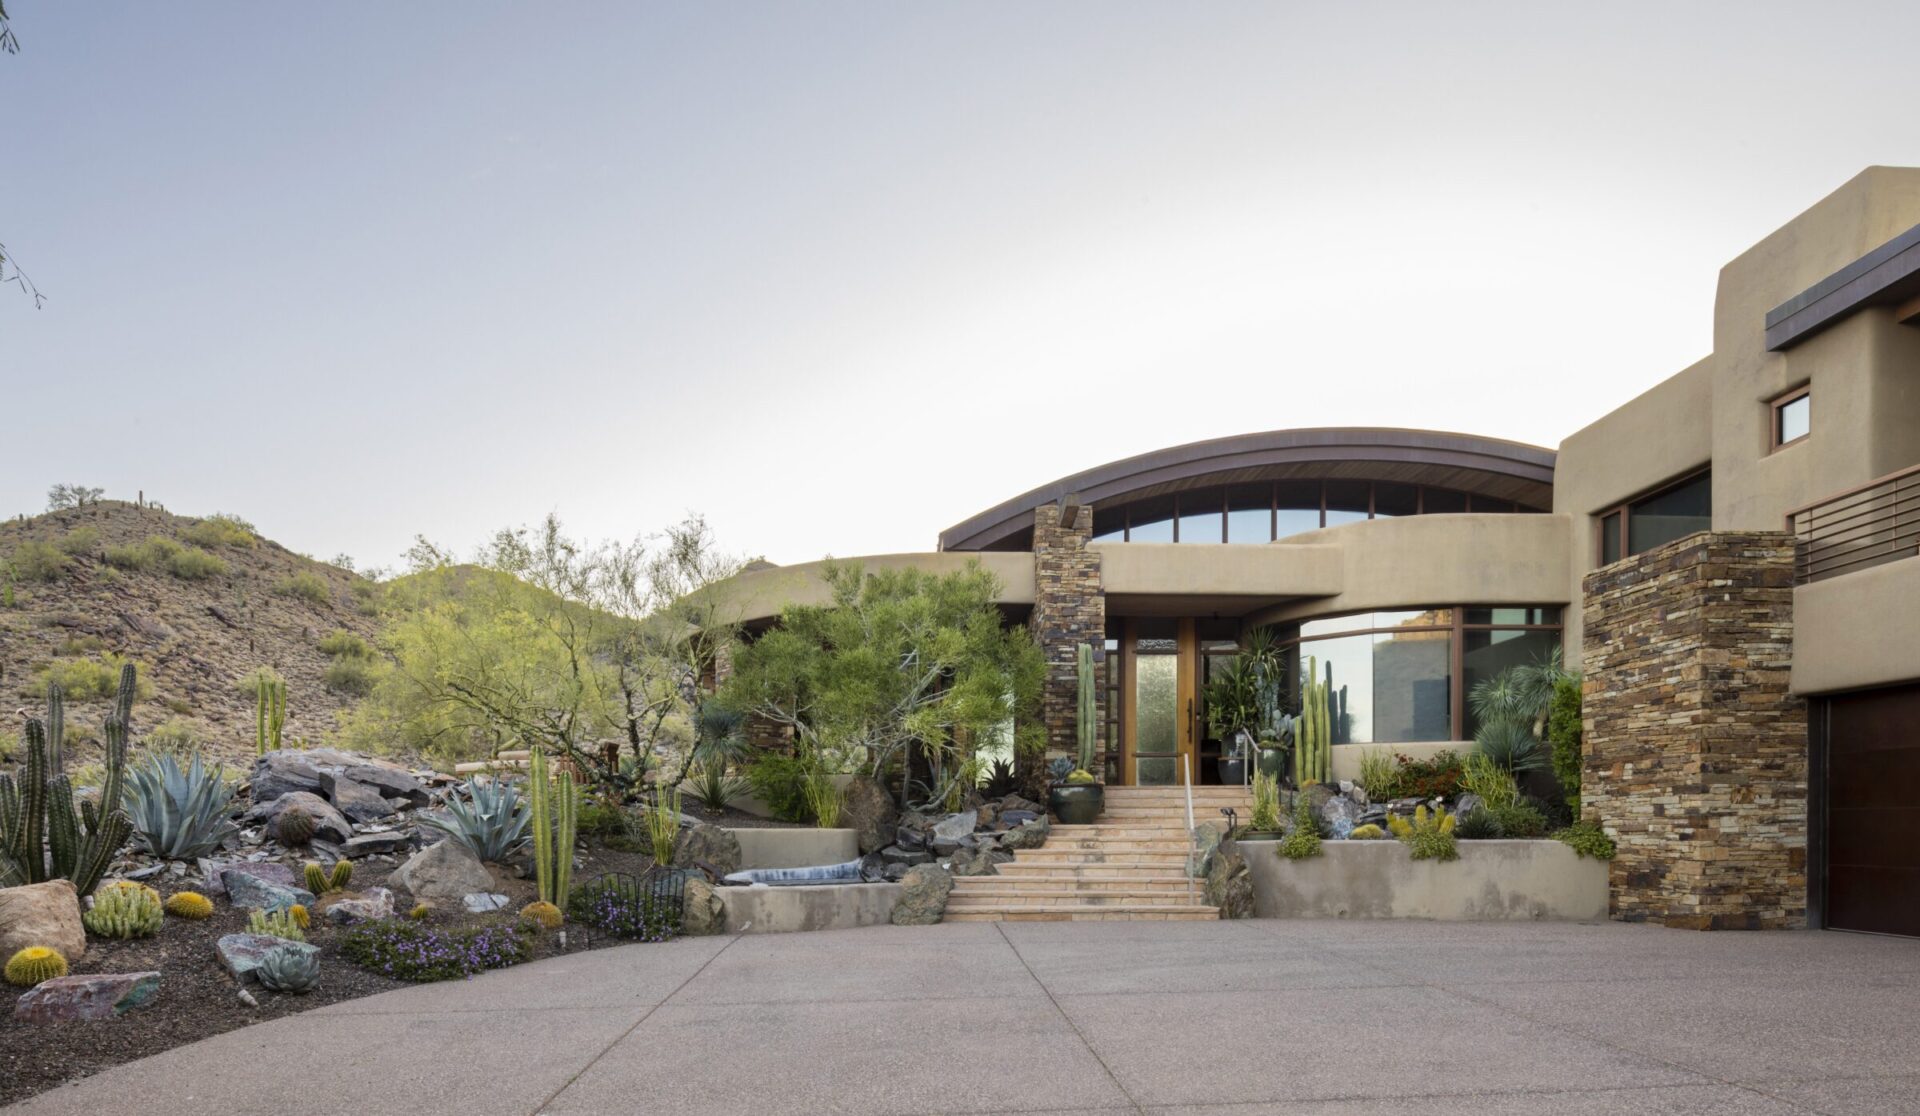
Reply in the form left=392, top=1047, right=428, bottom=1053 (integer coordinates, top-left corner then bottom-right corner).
left=0, top=502, right=382, bottom=763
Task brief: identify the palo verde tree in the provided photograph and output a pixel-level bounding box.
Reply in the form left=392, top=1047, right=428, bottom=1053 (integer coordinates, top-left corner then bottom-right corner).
left=0, top=1, right=45, bottom=308
left=719, top=560, right=1045, bottom=810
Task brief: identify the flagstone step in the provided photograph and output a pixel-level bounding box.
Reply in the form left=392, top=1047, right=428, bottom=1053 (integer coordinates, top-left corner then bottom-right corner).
left=952, top=873, right=1195, bottom=892
left=944, top=905, right=1220, bottom=922
left=948, top=889, right=1203, bottom=908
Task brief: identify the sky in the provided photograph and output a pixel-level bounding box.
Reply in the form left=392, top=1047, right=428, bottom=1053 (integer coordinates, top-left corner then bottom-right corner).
left=6, top=2, right=1920, bottom=571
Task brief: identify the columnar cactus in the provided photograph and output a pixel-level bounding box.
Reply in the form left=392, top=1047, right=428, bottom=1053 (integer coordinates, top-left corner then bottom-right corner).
left=1074, top=642, right=1097, bottom=777
left=1295, top=655, right=1332, bottom=785
left=0, top=664, right=134, bottom=895
left=255, top=673, right=286, bottom=756
left=528, top=751, right=577, bottom=908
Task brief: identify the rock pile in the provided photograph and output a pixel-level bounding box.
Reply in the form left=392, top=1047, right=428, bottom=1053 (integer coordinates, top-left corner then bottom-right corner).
left=859, top=794, right=1048, bottom=882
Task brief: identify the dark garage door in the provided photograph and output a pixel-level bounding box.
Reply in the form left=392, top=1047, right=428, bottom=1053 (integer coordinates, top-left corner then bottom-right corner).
left=1822, top=681, right=1920, bottom=937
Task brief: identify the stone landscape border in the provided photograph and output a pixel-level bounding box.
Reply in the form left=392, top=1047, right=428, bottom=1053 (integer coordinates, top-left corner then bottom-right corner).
left=725, top=827, right=859, bottom=870
left=716, top=882, right=904, bottom=933
left=1244, top=840, right=1609, bottom=920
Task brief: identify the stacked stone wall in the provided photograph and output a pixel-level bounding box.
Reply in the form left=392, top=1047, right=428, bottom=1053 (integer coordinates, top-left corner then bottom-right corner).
left=1582, top=531, right=1806, bottom=929
left=1027, top=504, right=1107, bottom=791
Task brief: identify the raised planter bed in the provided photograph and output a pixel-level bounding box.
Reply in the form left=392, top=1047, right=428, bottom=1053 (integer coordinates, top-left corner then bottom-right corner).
left=716, top=882, right=904, bottom=934
left=724, top=827, right=859, bottom=870
left=1243, top=839, right=1608, bottom=921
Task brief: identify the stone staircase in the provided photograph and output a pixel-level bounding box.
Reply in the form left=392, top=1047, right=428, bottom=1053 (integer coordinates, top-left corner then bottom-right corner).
left=944, top=785, right=1254, bottom=922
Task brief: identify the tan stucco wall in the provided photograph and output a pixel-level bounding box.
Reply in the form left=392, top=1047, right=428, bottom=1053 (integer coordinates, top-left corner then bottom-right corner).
left=1791, top=559, right=1920, bottom=695
left=1244, top=840, right=1609, bottom=920
left=1093, top=541, right=1342, bottom=599
left=727, top=828, right=860, bottom=870
left=718, top=551, right=1033, bottom=626
left=1243, top=513, right=1572, bottom=628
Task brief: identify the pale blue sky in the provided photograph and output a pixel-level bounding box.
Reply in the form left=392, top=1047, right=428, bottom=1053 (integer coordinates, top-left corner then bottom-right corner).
left=6, top=3, right=1920, bottom=569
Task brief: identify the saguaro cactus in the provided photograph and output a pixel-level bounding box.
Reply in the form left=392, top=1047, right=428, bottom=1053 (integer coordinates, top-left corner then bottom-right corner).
left=528, top=750, right=578, bottom=909
left=1075, top=642, right=1097, bottom=776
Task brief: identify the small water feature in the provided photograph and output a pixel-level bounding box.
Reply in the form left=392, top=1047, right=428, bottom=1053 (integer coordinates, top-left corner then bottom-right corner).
left=723, top=859, right=867, bottom=887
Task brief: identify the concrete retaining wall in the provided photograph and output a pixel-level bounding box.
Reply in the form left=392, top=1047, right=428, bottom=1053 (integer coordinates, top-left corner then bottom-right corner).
left=1244, top=840, right=1608, bottom=921
left=717, top=883, right=903, bottom=934
left=726, top=828, right=860, bottom=870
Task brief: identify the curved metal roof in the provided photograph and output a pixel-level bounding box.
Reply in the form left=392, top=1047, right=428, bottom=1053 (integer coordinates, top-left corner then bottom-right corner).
left=938, top=427, right=1557, bottom=552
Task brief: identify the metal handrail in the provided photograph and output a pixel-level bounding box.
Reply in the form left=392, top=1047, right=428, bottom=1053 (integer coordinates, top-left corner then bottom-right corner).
left=1182, top=754, right=1196, bottom=906
left=1788, top=464, right=1920, bottom=584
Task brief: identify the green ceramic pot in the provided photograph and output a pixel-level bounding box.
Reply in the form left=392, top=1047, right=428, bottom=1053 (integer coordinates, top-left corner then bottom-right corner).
left=1048, top=783, right=1104, bottom=825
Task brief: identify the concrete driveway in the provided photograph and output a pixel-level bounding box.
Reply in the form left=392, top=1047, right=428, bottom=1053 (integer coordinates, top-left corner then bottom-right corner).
left=7, top=919, right=1918, bottom=1115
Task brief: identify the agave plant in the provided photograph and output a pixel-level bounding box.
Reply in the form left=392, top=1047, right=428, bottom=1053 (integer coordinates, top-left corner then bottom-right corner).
left=420, top=776, right=530, bottom=862
left=255, top=944, right=320, bottom=993
left=124, top=750, right=238, bottom=860
left=685, top=760, right=746, bottom=813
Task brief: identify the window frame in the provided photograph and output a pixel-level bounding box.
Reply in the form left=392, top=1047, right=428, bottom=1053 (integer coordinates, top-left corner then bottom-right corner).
left=1109, top=480, right=1543, bottom=542
left=1593, top=467, right=1711, bottom=566
left=1770, top=385, right=1811, bottom=453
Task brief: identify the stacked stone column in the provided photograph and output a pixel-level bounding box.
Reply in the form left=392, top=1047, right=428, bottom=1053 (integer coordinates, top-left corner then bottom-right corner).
left=1582, top=531, right=1806, bottom=929
left=1025, top=503, right=1107, bottom=795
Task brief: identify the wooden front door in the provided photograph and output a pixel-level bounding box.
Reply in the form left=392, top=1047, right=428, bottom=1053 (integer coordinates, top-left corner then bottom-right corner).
left=1121, top=618, right=1199, bottom=786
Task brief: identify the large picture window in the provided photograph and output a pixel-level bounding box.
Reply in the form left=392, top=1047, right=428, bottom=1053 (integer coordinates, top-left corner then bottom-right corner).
left=1270, top=606, right=1561, bottom=745
left=1089, top=480, right=1546, bottom=543
left=1595, top=470, right=1711, bottom=565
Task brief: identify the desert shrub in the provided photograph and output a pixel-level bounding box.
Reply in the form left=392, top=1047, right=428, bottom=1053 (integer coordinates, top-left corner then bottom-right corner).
left=235, top=666, right=284, bottom=700
left=183, top=514, right=256, bottom=549
left=278, top=572, right=331, bottom=604
left=1459, top=751, right=1522, bottom=810
left=56, top=634, right=106, bottom=656
left=1454, top=808, right=1501, bottom=840
left=341, top=919, right=533, bottom=982
left=9, top=541, right=70, bottom=582
left=103, top=540, right=157, bottom=571
left=322, top=656, right=379, bottom=696
left=57, top=527, right=100, bottom=556
left=1277, top=795, right=1323, bottom=860
left=1394, top=749, right=1465, bottom=799
left=349, top=580, right=382, bottom=616
left=744, top=752, right=815, bottom=823
left=1552, top=820, right=1616, bottom=860
left=35, top=653, right=151, bottom=702
left=1485, top=799, right=1549, bottom=838
left=146, top=717, right=202, bottom=754
left=166, top=545, right=227, bottom=580
left=318, top=629, right=372, bottom=658
left=1548, top=676, right=1583, bottom=812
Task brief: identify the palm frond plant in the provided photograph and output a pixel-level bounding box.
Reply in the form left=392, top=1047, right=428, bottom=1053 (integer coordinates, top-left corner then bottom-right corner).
left=124, top=750, right=238, bottom=860
left=420, top=776, right=531, bottom=862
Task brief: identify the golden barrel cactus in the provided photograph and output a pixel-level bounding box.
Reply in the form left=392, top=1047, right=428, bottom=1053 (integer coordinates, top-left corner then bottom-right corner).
left=4, top=946, right=69, bottom=987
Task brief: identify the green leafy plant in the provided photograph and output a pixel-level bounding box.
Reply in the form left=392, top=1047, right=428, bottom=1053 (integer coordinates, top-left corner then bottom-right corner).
left=322, top=656, right=379, bottom=695
left=804, top=766, right=843, bottom=828
left=1468, top=648, right=1573, bottom=775
left=1454, top=808, right=1501, bottom=840
left=8, top=541, right=70, bottom=582
left=318, top=629, right=373, bottom=658
left=248, top=907, right=307, bottom=942
left=1276, top=795, right=1323, bottom=860
left=1548, top=676, right=1583, bottom=812
left=1393, top=749, right=1465, bottom=799
left=1552, top=820, right=1616, bottom=860
left=1249, top=769, right=1281, bottom=832
left=1459, top=751, right=1522, bottom=810
left=166, top=545, right=227, bottom=580
left=124, top=750, right=238, bottom=860
left=1485, top=799, right=1548, bottom=838
left=745, top=752, right=816, bottom=823
left=255, top=944, right=320, bottom=993
left=84, top=881, right=164, bottom=939
left=641, top=785, right=681, bottom=867
left=1356, top=748, right=1402, bottom=799
left=57, top=528, right=99, bottom=557
left=34, top=653, right=150, bottom=702
left=421, top=777, right=531, bottom=862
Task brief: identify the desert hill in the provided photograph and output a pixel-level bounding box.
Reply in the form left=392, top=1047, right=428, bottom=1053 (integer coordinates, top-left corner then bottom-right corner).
left=0, top=501, right=381, bottom=764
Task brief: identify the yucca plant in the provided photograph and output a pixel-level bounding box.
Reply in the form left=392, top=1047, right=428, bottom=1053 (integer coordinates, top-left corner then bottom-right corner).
left=124, top=750, right=238, bottom=860
left=420, top=776, right=530, bottom=862
left=640, top=786, right=680, bottom=867
left=685, top=760, right=746, bottom=813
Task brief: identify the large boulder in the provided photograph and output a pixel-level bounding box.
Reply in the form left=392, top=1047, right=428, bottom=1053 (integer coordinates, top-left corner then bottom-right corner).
left=840, top=776, right=898, bottom=854
left=889, top=863, right=953, bottom=926
left=319, top=774, right=394, bottom=822
left=200, top=860, right=298, bottom=899
left=0, top=880, right=87, bottom=962
left=321, top=887, right=396, bottom=925
left=672, top=822, right=742, bottom=876
left=339, top=763, right=430, bottom=807
left=1202, top=840, right=1254, bottom=920
left=225, top=872, right=314, bottom=913
left=12, top=972, right=160, bottom=1022
left=1319, top=794, right=1360, bottom=839
left=244, top=791, right=353, bottom=845
left=391, top=840, right=495, bottom=900
left=1000, top=816, right=1050, bottom=850
left=249, top=753, right=325, bottom=804
left=682, top=877, right=726, bottom=936
left=339, top=831, right=415, bottom=859
left=947, top=846, right=998, bottom=877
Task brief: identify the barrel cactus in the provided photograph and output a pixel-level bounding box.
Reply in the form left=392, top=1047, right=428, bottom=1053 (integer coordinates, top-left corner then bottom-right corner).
left=4, top=946, right=69, bottom=987
left=255, top=944, right=320, bottom=994
left=304, top=859, right=351, bottom=895
left=83, top=880, right=164, bottom=939
left=519, top=900, right=563, bottom=930
left=275, top=806, right=317, bottom=847
left=164, top=890, right=215, bottom=919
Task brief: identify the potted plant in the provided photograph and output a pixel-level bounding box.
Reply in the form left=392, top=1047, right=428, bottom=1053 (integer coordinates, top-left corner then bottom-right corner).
left=1218, top=729, right=1250, bottom=785
left=1237, top=770, right=1284, bottom=841
left=1048, top=643, right=1106, bottom=825
left=1257, top=713, right=1294, bottom=782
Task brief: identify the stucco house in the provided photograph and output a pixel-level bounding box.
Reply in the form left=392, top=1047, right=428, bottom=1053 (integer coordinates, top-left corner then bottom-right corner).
left=724, top=167, right=1920, bottom=937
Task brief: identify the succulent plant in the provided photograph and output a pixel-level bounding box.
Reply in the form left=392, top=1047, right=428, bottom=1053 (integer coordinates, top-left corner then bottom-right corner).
left=302, top=859, right=351, bottom=895
left=519, top=900, right=563, bottom=930
left=275, top=806, right=317, bottom=846
left=84, top=880, right=164, bottom=939
left=247, top=907, right=306, bottom=942
left=0, top=666, right=135, bottom=896
left=408, top=902, right=430, bottom=920
left=255, top=944, right=320, bottom=994
left=4, top=946, right=69, bottom=987
left=528, top=751, right=576, bottom=909
left=420, top=776, right=530, bottom=863
left=124, top=749, right=238, bottom=860
left=1348, top=823, right=1387, bottom=840
left=164, top=890, right=215, bottom=919
left=288, top=903, right=311, bottom=930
